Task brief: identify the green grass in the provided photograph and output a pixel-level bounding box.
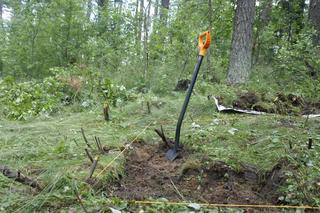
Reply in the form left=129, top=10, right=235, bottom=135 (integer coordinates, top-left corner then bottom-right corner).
left=0, top=91, right=320, bottom=212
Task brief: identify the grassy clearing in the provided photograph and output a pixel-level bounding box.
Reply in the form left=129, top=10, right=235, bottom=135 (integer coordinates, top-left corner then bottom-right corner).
left=0, top=91, right=319, bottom=212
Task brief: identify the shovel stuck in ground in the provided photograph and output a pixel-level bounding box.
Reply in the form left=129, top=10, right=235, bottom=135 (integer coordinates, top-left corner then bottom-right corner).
left=166, top=31, right=211, bottom=161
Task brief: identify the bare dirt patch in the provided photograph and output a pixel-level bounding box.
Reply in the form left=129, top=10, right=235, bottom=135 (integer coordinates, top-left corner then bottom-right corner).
left=109, top=141, right=287, bottom=205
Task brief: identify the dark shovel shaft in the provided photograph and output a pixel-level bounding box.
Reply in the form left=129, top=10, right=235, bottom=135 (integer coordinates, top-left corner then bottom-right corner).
left=174, top=55, right=204, bottom=151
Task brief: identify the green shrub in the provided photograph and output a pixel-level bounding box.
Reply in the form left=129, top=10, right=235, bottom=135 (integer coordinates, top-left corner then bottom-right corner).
left=273, top=29, right=320, bottom=98
left=0, top=66, right=133, bottom=120
left=0, top=76, right=65, bottom=120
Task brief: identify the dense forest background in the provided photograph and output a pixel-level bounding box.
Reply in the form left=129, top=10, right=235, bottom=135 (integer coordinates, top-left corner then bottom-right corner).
left=0, top=0, right=319, bottom=119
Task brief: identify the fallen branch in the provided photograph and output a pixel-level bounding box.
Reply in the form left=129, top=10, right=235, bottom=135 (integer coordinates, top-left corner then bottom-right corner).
left=0, top=165, right=41, bottom=189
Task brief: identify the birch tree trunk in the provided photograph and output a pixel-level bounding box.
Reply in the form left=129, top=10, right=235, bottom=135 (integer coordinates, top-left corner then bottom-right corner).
left=227, top=0, right=256, bottom=85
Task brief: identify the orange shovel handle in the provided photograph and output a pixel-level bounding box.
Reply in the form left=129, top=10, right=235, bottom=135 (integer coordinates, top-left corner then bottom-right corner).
left=198, top=31, right=211, bottom=56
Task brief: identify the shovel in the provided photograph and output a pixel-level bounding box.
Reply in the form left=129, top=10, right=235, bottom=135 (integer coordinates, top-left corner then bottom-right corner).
left=166, top=31, right=211, bottom=161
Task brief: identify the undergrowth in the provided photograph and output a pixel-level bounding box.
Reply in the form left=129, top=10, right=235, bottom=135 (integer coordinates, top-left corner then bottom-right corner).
left=0, top=65, right=320, bottom=211
left=0, top=89, right=319, bottom=212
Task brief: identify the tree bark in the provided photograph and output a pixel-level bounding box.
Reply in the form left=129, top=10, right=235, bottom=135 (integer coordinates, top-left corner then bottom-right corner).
left=227, top=0, right=256, bottom=85
left=206, top=0, right=213, bottom=80
left=0, top=0, right=3, bottom=74
left=155, top=0, right=159, bottom=17
left=143, top=0, right=151, bottom=85
left=160, top=0, right=169, bottom=24
left=260, top=0, right=272, bottom=27
left=0, top=0, right=3, bottom=27
left=138, top=0, right=144, bottom=49
left=0, top=0, right=2, bottom=18
left=97, top=0, right=105, bottom=8
left=309, top=0, right=320, bottom=45
left=161, top=0, right=169, bottom=9
left=86, top=0, right=92, bottom=19
left=253, top=0, right=273, bottom=64
left=97, top=0, right=105, bottom=21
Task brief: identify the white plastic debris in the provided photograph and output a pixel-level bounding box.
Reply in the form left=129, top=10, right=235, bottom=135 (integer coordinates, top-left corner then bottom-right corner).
left=191, top=122, right=201, bottom=129
left=228, top=128, right=238, bottom=135
left=109, top=207, right=122, bottom=213
left=212, top=96, right=265, bottom=115
left=212, top=96, right=320, bottom=118
left=188, top=203, right=201, bottom=210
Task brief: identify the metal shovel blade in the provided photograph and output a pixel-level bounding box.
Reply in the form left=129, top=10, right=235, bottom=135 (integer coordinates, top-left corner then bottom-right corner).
left=165, top=148, right=178, bottom=161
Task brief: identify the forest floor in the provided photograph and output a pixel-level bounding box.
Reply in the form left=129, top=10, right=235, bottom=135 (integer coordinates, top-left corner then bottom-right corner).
left=0, top=92, right=320, bottom=212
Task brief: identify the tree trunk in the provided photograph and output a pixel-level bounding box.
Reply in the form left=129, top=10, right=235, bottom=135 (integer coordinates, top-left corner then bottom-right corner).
left=206, top=0, right=214, bottom=80
left=0, top=0, right=3, bottom=74
left=143, top=0, right=151, bottom=85
left=97, top=0, right=105, bottom=8
left=155, top=0, right=159, bottom=17
left=260, top=0, right=272, bottom=26
left=138, top=0, right=144, bottom=48
left=97, top=0, right=105, bottom=21
left=254, top=0, right=273, bottom=64
left=134, top=0, right=139, bottom=47
left=0, top=0, right=3, bottom=27
left=309, top=0, right=320, bottom=45
left=160, top=0, right=169, bottom=24
left=87, top=0, right=92, bottom=19
left=161, top=0, right=169, bottom=9
left=227, top=0, right=256, bottom=85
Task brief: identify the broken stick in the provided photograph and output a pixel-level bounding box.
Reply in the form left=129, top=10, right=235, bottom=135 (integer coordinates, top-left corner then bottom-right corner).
left=154, top=126, right=171, bottom=148
left=94, top=136, right=103, bottom=153
left=0, top=165, right=41, bottom=189
left=85, top=148, right=94, bottom=163
left=81, top=128, right=92, bottom=149
left=88, top=156, right=99, bottom=179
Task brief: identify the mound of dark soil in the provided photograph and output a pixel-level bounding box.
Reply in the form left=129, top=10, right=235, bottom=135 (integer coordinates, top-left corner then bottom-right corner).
left=109, top=141, right=286, bottom=205
left=231, top=92, right=320, bottom=115
left=175, top=79, right=191, bottom=91
left=233, top=92, right=260, bottom=110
